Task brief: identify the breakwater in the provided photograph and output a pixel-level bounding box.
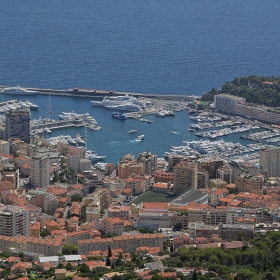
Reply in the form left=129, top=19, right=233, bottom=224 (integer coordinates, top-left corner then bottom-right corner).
left=0, top=86, right=199, bottom=101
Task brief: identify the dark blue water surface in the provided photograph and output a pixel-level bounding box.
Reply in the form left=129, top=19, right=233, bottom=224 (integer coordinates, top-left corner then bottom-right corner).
left=1, top=0, right=280, bottom=94
left=0, top=1, right=280, bottom=164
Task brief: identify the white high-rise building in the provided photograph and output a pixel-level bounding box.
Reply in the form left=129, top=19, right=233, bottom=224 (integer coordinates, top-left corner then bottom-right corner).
left=31, top=155, right=49, bottom=188
left=0, top=204, right=30, bottom=236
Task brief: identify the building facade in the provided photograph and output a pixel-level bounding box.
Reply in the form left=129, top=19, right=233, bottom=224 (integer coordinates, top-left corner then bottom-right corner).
left=173, top=161, right=197, bottom=194
left=31, top=156, right=50, bottom=188
left=0, top=205, right=30, bottom=236
left=6, top=108, right=31, bottom=144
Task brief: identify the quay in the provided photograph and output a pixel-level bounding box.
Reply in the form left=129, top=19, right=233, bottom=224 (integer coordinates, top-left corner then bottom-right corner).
left=0, top=86, right=199, bottom=101
left=31, top=119, right=84, bottom=131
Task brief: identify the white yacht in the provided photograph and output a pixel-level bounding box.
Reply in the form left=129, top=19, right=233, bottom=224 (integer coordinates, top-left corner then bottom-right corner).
left=1, top=85, right=37, bottom=95
left=135, top=135, right=144, bottom=142
left=67, top=138, right=77, bottom=145
left=43, top=127, right=52, bottom=133
left=75, top=133, right=85, bottom=145
left=91, top=95, right=137, bottom=107
left=90, top=96, right=125, bottom=107
left=25, top=100, right=39, bottom=109
left=86, top=150, right=106, bottom=162
left=105, top=102, right=141, bottom=111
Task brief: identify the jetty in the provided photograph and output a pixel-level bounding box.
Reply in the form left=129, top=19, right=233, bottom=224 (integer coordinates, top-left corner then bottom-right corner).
left=0, top=86, right=199, bottom=101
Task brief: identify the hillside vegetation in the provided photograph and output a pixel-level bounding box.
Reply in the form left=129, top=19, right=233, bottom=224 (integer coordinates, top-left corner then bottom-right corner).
left=164, top=231, right=280, bottom=279
left=201, top=75, right=280, bottom=107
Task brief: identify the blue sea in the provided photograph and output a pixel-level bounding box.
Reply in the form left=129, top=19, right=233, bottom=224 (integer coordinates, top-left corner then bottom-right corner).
left=0, top=0, right=280, bottom=164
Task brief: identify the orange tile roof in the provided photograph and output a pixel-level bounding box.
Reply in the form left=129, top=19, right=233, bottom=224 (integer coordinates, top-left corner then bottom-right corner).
left=30, top=222, right=40, bottom=230
left=122, top=188, right=133, bottom=194
left=141, top=202, right=169, bottom=210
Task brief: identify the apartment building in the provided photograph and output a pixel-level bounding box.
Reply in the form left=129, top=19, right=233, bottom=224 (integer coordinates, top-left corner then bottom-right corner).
left=260, top=146, right=280, bottom=177
left=137, top=152, right=157, bottom=175
left=78, top=233, right=164, bottom=254
left=79, top=158, right=92, bottom=173
left=235, top=174, right=264, bottom=195
left=0, top=140, right=10, bottom=155
left=199, top=158, right=224, bottom=180
left=125, top=174, right=153, bottom=194
left=117, top=161, right=143, bottom=179
left=167, top=155, right=189, bottom=171
left=0, top=205, right=30, bottom=236
left=215, top=93, right=280, bottom=124
left=29, top=191, right=58, bottom=215
left=0, top=235, right=62, bottom=256
left=101, top=217, right=132, bottom=236
left=6, top=108, right=31, bottom=144
left=209, top=188, right=229, bottom=206
left=209, top=178, right=227, bottom=189
left=214, top=94, right=245, bottom=115
left=139, top=202, right=174, bottom=228
left=154, top=170, right=173, bottom=183
left=221, top=224, right=255, bottom=241
left=108, top=206, right=131, bottom=220
left=197, top=170, right=209, bottom=189
left=57, top=143, right=86, bottom=159
left=173, top=161, right=197, bottom=194
left=216, top=165, right=232, bottom=184
left=66, top=230, right=101, bottom=246
left=31, top=155, right=50, bottom=188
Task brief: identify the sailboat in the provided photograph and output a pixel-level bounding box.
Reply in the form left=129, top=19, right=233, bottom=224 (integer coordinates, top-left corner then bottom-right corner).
left=84, top=127, right=106, bottom=162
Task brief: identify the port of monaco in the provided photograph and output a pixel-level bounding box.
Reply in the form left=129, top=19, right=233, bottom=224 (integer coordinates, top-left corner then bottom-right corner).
left=1, top=1, right=280, bottom=280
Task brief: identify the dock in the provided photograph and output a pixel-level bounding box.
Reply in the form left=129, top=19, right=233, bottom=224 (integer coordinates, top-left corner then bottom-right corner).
left=31, top=119, right=84, bottom=131
left=0, top=86, right=199, bottom=101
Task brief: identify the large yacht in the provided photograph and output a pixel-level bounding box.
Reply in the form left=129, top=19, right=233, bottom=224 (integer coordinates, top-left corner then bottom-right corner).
left=1, top=85, right=37, bottom=95
left=90, top=95, right=135, bottom=107
left=105, top=102, right=141, bottom=111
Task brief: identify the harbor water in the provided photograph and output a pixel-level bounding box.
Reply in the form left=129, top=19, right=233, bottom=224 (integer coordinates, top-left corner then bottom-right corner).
left=0, top=94, right=265, bottom=165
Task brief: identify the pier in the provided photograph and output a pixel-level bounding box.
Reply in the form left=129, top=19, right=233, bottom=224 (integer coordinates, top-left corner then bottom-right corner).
left=31, top=119, right=84, bottom=131
left=0, top=86, right=199, bottom=101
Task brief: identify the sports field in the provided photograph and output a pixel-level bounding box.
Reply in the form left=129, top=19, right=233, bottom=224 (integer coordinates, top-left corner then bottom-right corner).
left=132, top=191, right=174, bottom=205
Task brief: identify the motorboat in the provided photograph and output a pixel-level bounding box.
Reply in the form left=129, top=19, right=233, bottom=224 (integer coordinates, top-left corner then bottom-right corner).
left=75, top=133, right=85, bottom=145
left=43, top=128, right=52, bottom=133
left=128, top=129, right=137, bottom=134
left=67, top=138, right=77, bottom=145
left=135, top=135, right=144, bottom=142
left=25, top=100, right=39, bottom=109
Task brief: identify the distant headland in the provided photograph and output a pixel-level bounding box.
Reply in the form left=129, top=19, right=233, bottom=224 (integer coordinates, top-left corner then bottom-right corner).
left=201, top=75, right=280, bottom=107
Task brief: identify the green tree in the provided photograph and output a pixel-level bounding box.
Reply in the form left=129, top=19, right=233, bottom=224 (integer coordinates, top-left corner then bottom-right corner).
left=192, top=268, right=198, bottom=280
left=18, top=252, right=24, bottom=262
left=108, top=246, right=112, bottom=258
left=65, top=262, right=73, bottom=271
left=71, top=195, right=83, bottom=202
left=62, top=244, right=78, bottom=255
left=79, top=263, right=90, bottom=273
left=106, top=257, right=111, bottom=267
left=40, top=228, right=49, bottom=238
left=235, top=268, right=258, bottom=280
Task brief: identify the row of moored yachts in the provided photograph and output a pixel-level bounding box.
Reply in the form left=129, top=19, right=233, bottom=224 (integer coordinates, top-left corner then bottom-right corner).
left=0, top=100, right=39, bottom=113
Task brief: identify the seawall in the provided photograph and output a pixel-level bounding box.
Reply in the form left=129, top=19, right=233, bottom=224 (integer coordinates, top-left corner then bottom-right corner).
left=0, top=86, right=200, bottom=101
